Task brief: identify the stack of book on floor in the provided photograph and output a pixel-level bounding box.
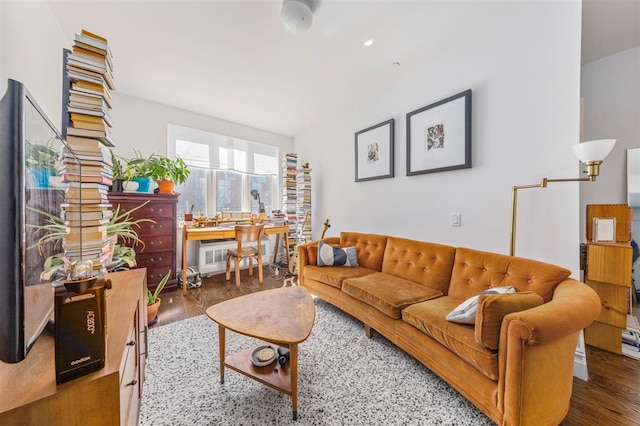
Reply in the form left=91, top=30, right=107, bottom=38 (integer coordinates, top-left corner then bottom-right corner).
left=296, top=168, right=312, bottom=242
left=281, top=152, right=298, bottom=262
left=61, top=29, right=116, bottom=276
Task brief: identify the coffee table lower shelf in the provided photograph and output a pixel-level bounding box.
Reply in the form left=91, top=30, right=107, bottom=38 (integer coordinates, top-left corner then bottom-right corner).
left=222, top=344, right=292, bottom=395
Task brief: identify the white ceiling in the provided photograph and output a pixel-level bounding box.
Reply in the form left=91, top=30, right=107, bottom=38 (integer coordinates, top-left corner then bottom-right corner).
left=47, top=0, right=640, bottom=138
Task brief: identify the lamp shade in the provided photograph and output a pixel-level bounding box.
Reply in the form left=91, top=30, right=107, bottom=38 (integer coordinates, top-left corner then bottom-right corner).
left=573, top=139, right=616, bottom=163
left=281, top=0, right=313, bottom=33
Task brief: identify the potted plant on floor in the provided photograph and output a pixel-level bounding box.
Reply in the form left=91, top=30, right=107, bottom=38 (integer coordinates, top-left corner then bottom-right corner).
left=147, top=155, right=191, bottom=194
left=147, top=269, right=171, bottom=326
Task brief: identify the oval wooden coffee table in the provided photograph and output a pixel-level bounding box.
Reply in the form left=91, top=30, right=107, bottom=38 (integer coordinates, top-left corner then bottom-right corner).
left=206, top=286, right=315, bottom=420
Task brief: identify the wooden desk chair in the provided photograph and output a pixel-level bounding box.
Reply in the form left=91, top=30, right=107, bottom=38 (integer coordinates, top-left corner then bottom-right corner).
left=225, top=224, right=265, bottom=288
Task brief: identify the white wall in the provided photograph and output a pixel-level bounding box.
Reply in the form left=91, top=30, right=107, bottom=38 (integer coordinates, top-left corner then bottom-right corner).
left=294, top=1, right=583, bottom=275
left=580, top=46, right=640, bottom=239
left=0, top=1, right=69, bottom=129
left=2, top=1, right=584, bottom=276
left=109, top=92, right=293, bottom=160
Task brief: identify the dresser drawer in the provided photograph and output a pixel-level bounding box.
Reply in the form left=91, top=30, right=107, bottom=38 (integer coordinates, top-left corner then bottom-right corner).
left=138, top=234, right=173, bottom=252
left=119, top=323, right=139, bottom=425
left=137, top=219, right=175, bottom=237
left=137, top=251, right=174, bottom=269
left=120, top=202, right=174, bottom=219
left=146, top=266, right=174, bottom=285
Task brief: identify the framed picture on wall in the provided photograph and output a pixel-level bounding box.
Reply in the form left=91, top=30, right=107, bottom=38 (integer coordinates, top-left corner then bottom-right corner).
left=406, top=89, right=472, bottom=176
left=355, top=118, right=394, bottom=182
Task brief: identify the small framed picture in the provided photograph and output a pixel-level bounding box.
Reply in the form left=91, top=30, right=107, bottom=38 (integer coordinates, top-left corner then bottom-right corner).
left=406, top=89, right=472, bottom=176
left=593, top=217, right=616, bottom=242
left=355, top=119, right=394, bottom=182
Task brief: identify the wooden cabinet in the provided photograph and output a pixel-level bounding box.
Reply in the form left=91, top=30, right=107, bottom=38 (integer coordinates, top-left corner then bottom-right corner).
left=0, top=269, right=148, bottom=425
left=109, top=192, right=178, bottom=292
left=584, top=204, right=634, bottom=354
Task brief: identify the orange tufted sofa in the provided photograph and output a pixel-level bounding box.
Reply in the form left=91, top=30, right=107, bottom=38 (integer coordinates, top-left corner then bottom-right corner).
left=297, top=232, right=601, bottom=426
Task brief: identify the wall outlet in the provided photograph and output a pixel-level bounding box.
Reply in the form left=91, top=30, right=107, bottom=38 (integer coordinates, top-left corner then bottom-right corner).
left=451, top=213, right=462, bottom=227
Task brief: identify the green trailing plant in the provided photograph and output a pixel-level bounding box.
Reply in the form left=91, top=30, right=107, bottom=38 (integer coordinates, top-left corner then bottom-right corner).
left=147, top=155, right=191, bottom=184
left=27, top=200, right=155, bottom=254
left=147, top=269, right=171, bottom=306
left=107, top=201, right=156, bottom=249
left=28, top=201, right=156, bottom=281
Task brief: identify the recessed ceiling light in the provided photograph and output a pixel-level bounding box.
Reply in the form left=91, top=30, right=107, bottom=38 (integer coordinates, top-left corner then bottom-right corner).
left=392, top=62, right=400, bottom=68
left=363, top=39, right=374, bottom=47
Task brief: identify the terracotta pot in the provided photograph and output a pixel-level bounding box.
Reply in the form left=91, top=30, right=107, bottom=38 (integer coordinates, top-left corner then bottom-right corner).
left=147, top=299, right=161, bottom=325
left=157, top=180, right=175, bottom=194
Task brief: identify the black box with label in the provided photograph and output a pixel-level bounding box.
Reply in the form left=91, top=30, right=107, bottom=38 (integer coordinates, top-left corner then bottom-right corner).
left=54, top=279, right=110, bottom=385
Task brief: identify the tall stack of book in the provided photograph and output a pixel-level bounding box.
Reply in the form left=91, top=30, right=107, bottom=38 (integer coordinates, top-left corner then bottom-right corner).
left=296, top=167, right=312, bottom=243
left=61, top=29, right=116, bottom=277
left=281, top=152, right=298, bottom=264
left=66, top=29, right=115, bottom=147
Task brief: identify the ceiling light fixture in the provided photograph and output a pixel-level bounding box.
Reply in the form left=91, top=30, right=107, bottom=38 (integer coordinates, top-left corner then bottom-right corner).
left=281, top=0, right=316, bottom=34
left=363, top=39, right=374, bottom=47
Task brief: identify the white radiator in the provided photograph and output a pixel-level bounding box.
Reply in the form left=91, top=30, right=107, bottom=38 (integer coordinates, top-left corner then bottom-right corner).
left=197, top=237, right=272, bottom=275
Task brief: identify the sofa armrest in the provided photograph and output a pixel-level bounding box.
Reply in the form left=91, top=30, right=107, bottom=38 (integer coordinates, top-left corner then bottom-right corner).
left=498, top=279, right=600, bottom=425
left=297, top=237, right=341, bottom=284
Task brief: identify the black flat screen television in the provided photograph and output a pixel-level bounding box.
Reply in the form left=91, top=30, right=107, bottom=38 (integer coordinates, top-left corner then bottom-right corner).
left=0, top=79, right=78, bottom=363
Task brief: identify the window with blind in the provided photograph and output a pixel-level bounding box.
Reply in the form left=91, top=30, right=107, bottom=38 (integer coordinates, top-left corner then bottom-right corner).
left=167, top=124, right=279, bottom=218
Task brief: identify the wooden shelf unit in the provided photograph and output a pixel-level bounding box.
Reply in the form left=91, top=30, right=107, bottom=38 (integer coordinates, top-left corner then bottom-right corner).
left=584, top=204, right=634, bottom=354
left=0, top=269, right=148, bottom=425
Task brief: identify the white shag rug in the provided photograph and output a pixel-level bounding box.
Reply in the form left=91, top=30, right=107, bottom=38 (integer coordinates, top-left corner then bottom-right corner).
left=139, top=299, right=494, bottom=425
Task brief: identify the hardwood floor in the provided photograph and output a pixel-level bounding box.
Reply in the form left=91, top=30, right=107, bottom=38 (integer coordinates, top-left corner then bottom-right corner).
left=155, top=271, right=640, bottom=426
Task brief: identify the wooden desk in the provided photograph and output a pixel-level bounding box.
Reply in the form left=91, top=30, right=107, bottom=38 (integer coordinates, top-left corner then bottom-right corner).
left=181, top=224, right=290, bottom=295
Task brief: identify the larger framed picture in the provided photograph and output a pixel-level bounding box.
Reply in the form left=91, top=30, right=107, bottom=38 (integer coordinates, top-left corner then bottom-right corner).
left=406, top=89, right=471, bottom=176
left=355, top=118, right=394, bottom=182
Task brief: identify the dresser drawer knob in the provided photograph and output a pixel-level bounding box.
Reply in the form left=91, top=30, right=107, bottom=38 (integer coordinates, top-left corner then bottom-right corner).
left=126, top=379, right=138, bottom=387
left=149, top=241, right=163, bottom=246
left=150, top=224, right=164, bottom=230
left=149, top=257, right=163, bottom=263
left=150, top=208, right=163, bottom=214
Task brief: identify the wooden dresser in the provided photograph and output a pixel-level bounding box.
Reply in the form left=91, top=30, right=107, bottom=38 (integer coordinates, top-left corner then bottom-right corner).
left=108, top=192, right=179, bottom=292
left=584, top=204, right=634, bottom=354
left=0, top=269, right=148, bottom=425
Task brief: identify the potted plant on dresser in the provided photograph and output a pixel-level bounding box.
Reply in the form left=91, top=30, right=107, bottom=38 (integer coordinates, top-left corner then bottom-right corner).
left=147, top=269, right=171, bottom=326
left=109, top=149, right=125, bottom=192
left=147, top=155, right=191, bottom=194
left=126, top=150, right=156, bottom=193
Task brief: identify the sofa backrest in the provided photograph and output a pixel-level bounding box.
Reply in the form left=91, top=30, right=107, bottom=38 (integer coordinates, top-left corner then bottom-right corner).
left=340, top=232, right=388, bottom=271
left=381, top=237, right=457, bottom=295
left=449, top=247, right=571, bottom=303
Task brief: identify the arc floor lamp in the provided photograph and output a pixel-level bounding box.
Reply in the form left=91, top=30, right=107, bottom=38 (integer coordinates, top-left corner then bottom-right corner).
left=510, top=139, right=616, bottom=256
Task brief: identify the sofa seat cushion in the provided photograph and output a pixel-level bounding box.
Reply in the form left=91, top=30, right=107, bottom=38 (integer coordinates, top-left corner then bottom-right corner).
left=343, top=272, right=443, bottom=319
left=402, top=296, right=499, bottom=381
left=303, top=265, right=377, bottom=289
